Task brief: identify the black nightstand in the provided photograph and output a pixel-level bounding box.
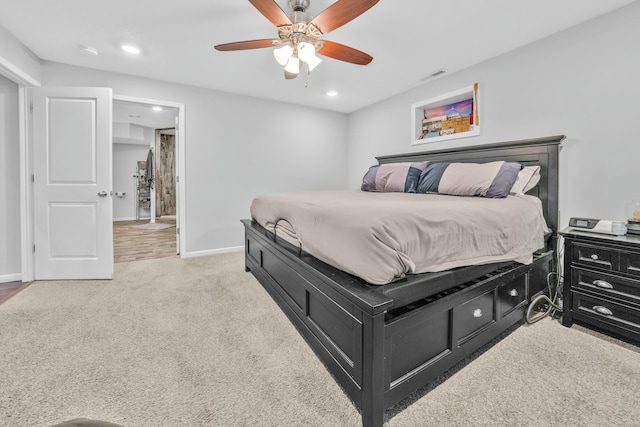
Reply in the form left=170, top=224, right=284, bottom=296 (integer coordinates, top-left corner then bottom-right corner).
left=560, top=228, right=640, bottom=343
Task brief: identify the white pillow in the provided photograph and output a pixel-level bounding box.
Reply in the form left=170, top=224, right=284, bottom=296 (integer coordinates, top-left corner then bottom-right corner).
left=510, top=166, right=541, bottom=194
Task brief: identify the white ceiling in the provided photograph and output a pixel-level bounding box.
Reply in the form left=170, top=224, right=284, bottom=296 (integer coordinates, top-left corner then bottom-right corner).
left=113, top=100, right=177, bottom=130
left=0, top=0, right=635, bottom=113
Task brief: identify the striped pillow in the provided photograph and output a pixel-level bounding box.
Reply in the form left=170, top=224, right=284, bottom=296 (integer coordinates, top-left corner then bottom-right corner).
left=417, top=161, right=522, bottom=198
left=361, top=161, right=429, bottom=193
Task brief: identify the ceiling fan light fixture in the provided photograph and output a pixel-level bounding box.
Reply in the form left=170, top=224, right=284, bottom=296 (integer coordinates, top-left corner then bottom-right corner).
left=284, top=56, right=300, bottom=75
left=274, top=44, right=293, bottom=66
left=297, top=42, right=315, bottom=62
left=284, top=69, right=299, bottom=80
left=305, top=54, right=322, bottom=71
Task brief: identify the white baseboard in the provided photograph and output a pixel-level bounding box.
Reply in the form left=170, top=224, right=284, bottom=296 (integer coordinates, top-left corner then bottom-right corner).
left=113, top=217, right=136, bottom=221
left=113, top=216, right=153, bottom=222
left=0, top=273, right=22, bottom=284
left=182, top=246, right=244, bottom=259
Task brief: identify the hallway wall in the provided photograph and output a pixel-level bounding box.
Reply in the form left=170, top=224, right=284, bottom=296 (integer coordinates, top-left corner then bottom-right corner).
left=0, top=73, right=21, bottom=281
left=113, top=143, right=151, bottom=220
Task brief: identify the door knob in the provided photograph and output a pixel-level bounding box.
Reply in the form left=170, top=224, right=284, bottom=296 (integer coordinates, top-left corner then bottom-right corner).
left=97, top=191, right=108, bottom=197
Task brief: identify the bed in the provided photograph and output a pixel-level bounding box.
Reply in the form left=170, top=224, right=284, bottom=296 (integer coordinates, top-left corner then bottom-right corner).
left=241, top=135, right=563, bottom=427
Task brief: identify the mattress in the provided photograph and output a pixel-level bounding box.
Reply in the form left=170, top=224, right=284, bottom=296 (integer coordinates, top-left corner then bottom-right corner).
left=250, top=190, right=549, bottom=285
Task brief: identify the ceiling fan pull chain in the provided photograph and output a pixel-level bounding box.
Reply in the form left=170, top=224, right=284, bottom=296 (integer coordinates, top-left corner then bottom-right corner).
left=304, top=63, right=309, bottom=88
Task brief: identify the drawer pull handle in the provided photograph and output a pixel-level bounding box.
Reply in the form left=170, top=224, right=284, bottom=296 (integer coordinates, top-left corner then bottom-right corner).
left=593, top=306, right=613, bottom=316
left=473, top=309, right=483, bottom=318
left=509, top=289, right=519, bottom=297
left=593, top=280, right=613, bottom=289
left=590, top=254, right=599, bottom=260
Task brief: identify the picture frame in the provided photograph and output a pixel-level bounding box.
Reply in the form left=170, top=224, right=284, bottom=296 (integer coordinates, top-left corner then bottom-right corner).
left=411, top=83, right=480, bottom=145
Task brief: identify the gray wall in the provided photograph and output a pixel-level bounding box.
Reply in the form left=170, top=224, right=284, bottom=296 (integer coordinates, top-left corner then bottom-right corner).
left=0, top=73, right=21, bottom=280
left=347, top=2, right=640, bottom=228
left=41, top=61, right=349, bottom=254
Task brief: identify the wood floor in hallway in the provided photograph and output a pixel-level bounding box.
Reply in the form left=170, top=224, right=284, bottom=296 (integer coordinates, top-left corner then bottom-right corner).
left=0, top=281, right=31, bottom=306
left=113, top=217, right=178, bottom=263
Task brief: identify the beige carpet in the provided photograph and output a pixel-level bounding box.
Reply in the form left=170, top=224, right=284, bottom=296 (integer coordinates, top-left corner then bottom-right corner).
left=0, top=252, right=638, bottom=427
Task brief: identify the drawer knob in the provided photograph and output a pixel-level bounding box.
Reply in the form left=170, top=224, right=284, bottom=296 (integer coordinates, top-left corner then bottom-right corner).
left=593, top=305, right=613, bottom=316
left=473, top=309, right=483, bottom=318
left=593, top=280, right=613, bottom=289
left=590, top=254, right=599, bottom=260
left=508, top=289, right=519, bottom=297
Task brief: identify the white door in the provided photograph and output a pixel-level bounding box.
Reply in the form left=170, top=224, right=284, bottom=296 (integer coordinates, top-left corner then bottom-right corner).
left=31, top=86, right=113, bottom=279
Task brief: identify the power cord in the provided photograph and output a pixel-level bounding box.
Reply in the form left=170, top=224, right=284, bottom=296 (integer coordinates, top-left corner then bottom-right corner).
left=526, top=237, right=564, bottom=324
left=526, top=271, right=563, bottom=324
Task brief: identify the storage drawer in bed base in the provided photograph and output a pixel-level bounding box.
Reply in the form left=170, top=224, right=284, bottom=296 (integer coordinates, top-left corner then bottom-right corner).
left=243, top=219, right=553, bottom=427
left=245, top=224, right=366, bottom=401
left=382, top=262, right=535, bottom=406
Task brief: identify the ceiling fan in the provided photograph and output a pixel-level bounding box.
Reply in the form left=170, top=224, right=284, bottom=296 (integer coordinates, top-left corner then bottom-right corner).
left=214, top=0, right=379, bottom=79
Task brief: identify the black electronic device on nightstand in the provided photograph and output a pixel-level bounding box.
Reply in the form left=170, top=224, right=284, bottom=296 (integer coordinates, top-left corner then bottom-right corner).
left=560, top=228, right=640, bottom=343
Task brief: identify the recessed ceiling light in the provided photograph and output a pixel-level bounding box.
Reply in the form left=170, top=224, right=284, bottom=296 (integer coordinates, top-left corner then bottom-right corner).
left=79, top=45, right=98, bottom=56
left=121, top=44, right=141, bottom=55
left=152, top=106, right=163, bottom=111
left=326, top=90, right=338, bottom=97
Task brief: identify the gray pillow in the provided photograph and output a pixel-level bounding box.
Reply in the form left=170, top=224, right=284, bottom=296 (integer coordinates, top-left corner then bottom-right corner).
left=417, top=161, right=523, bottom=198
left=361, top=161, right=429, bottom=193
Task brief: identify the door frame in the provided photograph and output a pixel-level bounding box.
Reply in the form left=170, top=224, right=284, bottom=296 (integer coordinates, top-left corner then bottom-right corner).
left=0, top=56, right=40, bottom=282
left=113, top=94, right=186, bottom=258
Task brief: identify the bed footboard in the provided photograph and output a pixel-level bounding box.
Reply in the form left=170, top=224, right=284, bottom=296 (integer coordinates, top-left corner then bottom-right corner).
left=242, top=219, right=552, bottom=427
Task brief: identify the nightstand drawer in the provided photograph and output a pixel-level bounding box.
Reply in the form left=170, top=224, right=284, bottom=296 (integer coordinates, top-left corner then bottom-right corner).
left=572, top=243, right=616, bottom=270
left=572, top=267, right=640, bottom=306
left=620, top=250, right=640, bottom=278
left=571, top=291, right=640, bottom=336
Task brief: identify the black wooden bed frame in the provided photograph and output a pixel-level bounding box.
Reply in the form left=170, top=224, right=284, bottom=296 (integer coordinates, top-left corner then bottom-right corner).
left=242, top=135, right=564, bottom=427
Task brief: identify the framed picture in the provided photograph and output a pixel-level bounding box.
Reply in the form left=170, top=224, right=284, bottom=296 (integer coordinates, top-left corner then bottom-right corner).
left=411, top=83, right=480, bottom=145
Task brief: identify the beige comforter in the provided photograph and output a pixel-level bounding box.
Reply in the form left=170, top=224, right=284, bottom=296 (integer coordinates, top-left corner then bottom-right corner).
left=250, top=190, right=549, bottom=285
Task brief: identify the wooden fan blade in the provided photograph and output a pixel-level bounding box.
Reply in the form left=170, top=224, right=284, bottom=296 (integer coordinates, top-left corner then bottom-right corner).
left=310, top=0, right=379, bottom=34
left=318, top=41, right=373, bottom=65
left=249, top=0, right=292, bottom=27
left=214, top=39, right=277, bottom=51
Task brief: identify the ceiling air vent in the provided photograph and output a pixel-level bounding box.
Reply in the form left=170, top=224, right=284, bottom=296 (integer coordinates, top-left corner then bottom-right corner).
left=420, top=69, right=446, bottom=81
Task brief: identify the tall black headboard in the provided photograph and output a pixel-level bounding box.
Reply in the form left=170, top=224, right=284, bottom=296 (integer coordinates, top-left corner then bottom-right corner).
left=375, top=135, right=564, bottom=238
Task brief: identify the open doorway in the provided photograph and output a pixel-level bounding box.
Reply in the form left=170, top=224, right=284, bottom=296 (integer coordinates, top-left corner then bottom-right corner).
left=112, top=98, right=182, bottom=262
